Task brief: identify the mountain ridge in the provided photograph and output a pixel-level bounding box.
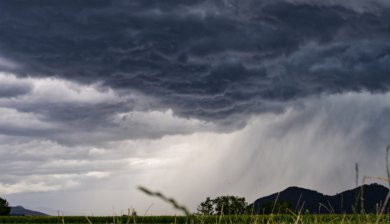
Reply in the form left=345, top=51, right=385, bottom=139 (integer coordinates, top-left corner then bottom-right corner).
left=252, top=183, right=390, bottom=214
left=10, top=206, right=48, bottom=216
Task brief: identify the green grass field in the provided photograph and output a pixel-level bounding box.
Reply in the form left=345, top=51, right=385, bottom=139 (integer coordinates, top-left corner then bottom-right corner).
left=1, top=214, right=390, bottom=224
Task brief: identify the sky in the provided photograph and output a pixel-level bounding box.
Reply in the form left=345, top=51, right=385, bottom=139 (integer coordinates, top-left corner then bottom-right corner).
left=0, top=0, right=390, bottom=216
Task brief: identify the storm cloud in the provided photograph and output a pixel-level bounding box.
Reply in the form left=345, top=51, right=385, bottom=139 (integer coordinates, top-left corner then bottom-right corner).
left=1, top=0, right=390, bottom=123
left=1, top=0, right=390, bottom=215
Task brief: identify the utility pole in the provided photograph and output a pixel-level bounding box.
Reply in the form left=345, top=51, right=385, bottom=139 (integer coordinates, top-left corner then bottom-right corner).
left=355, top=163, right=359, bottom=187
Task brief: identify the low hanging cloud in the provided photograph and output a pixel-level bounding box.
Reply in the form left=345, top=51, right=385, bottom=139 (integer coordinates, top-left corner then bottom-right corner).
left=0, top=73, right=219, bottom=145
left=0, top=74, right=32, bottom=98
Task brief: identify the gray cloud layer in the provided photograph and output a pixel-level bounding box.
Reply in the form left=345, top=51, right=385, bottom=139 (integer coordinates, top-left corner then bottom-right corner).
left=1, top=0, right=390, bottom=123
left=0, top=73, right=219, bottom=145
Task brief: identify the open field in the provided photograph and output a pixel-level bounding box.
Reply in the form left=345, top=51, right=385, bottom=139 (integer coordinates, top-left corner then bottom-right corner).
left=1, top=214, right=390, bottom=224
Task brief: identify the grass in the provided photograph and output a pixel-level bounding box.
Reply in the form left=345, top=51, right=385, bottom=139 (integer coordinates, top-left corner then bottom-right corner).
left=2, top=214, right=390, bottom=224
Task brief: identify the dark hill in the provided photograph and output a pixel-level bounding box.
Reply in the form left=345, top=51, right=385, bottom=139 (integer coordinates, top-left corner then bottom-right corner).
left=10, top=206, right=48, bottom=216
left=252, top=184, right=389, bottom=214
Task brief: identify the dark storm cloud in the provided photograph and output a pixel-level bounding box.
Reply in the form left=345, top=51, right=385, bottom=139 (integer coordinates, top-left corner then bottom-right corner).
left=0, top=83, right=32, bottom=98
left=3, top=102, right=130, bottom=144
left=1, top=0, right=390, bottom=122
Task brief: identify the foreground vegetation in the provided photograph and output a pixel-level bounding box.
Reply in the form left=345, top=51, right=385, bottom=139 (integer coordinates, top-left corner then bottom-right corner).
left=1, top=214, right=390, bottom=224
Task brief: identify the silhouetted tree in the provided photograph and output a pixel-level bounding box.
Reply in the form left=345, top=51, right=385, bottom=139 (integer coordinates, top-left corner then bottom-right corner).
left=197, top=196, right=248, bottom=215
left=0, top=197, right=10, bottom=216
left=197, top=197, right=214, bottom=215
